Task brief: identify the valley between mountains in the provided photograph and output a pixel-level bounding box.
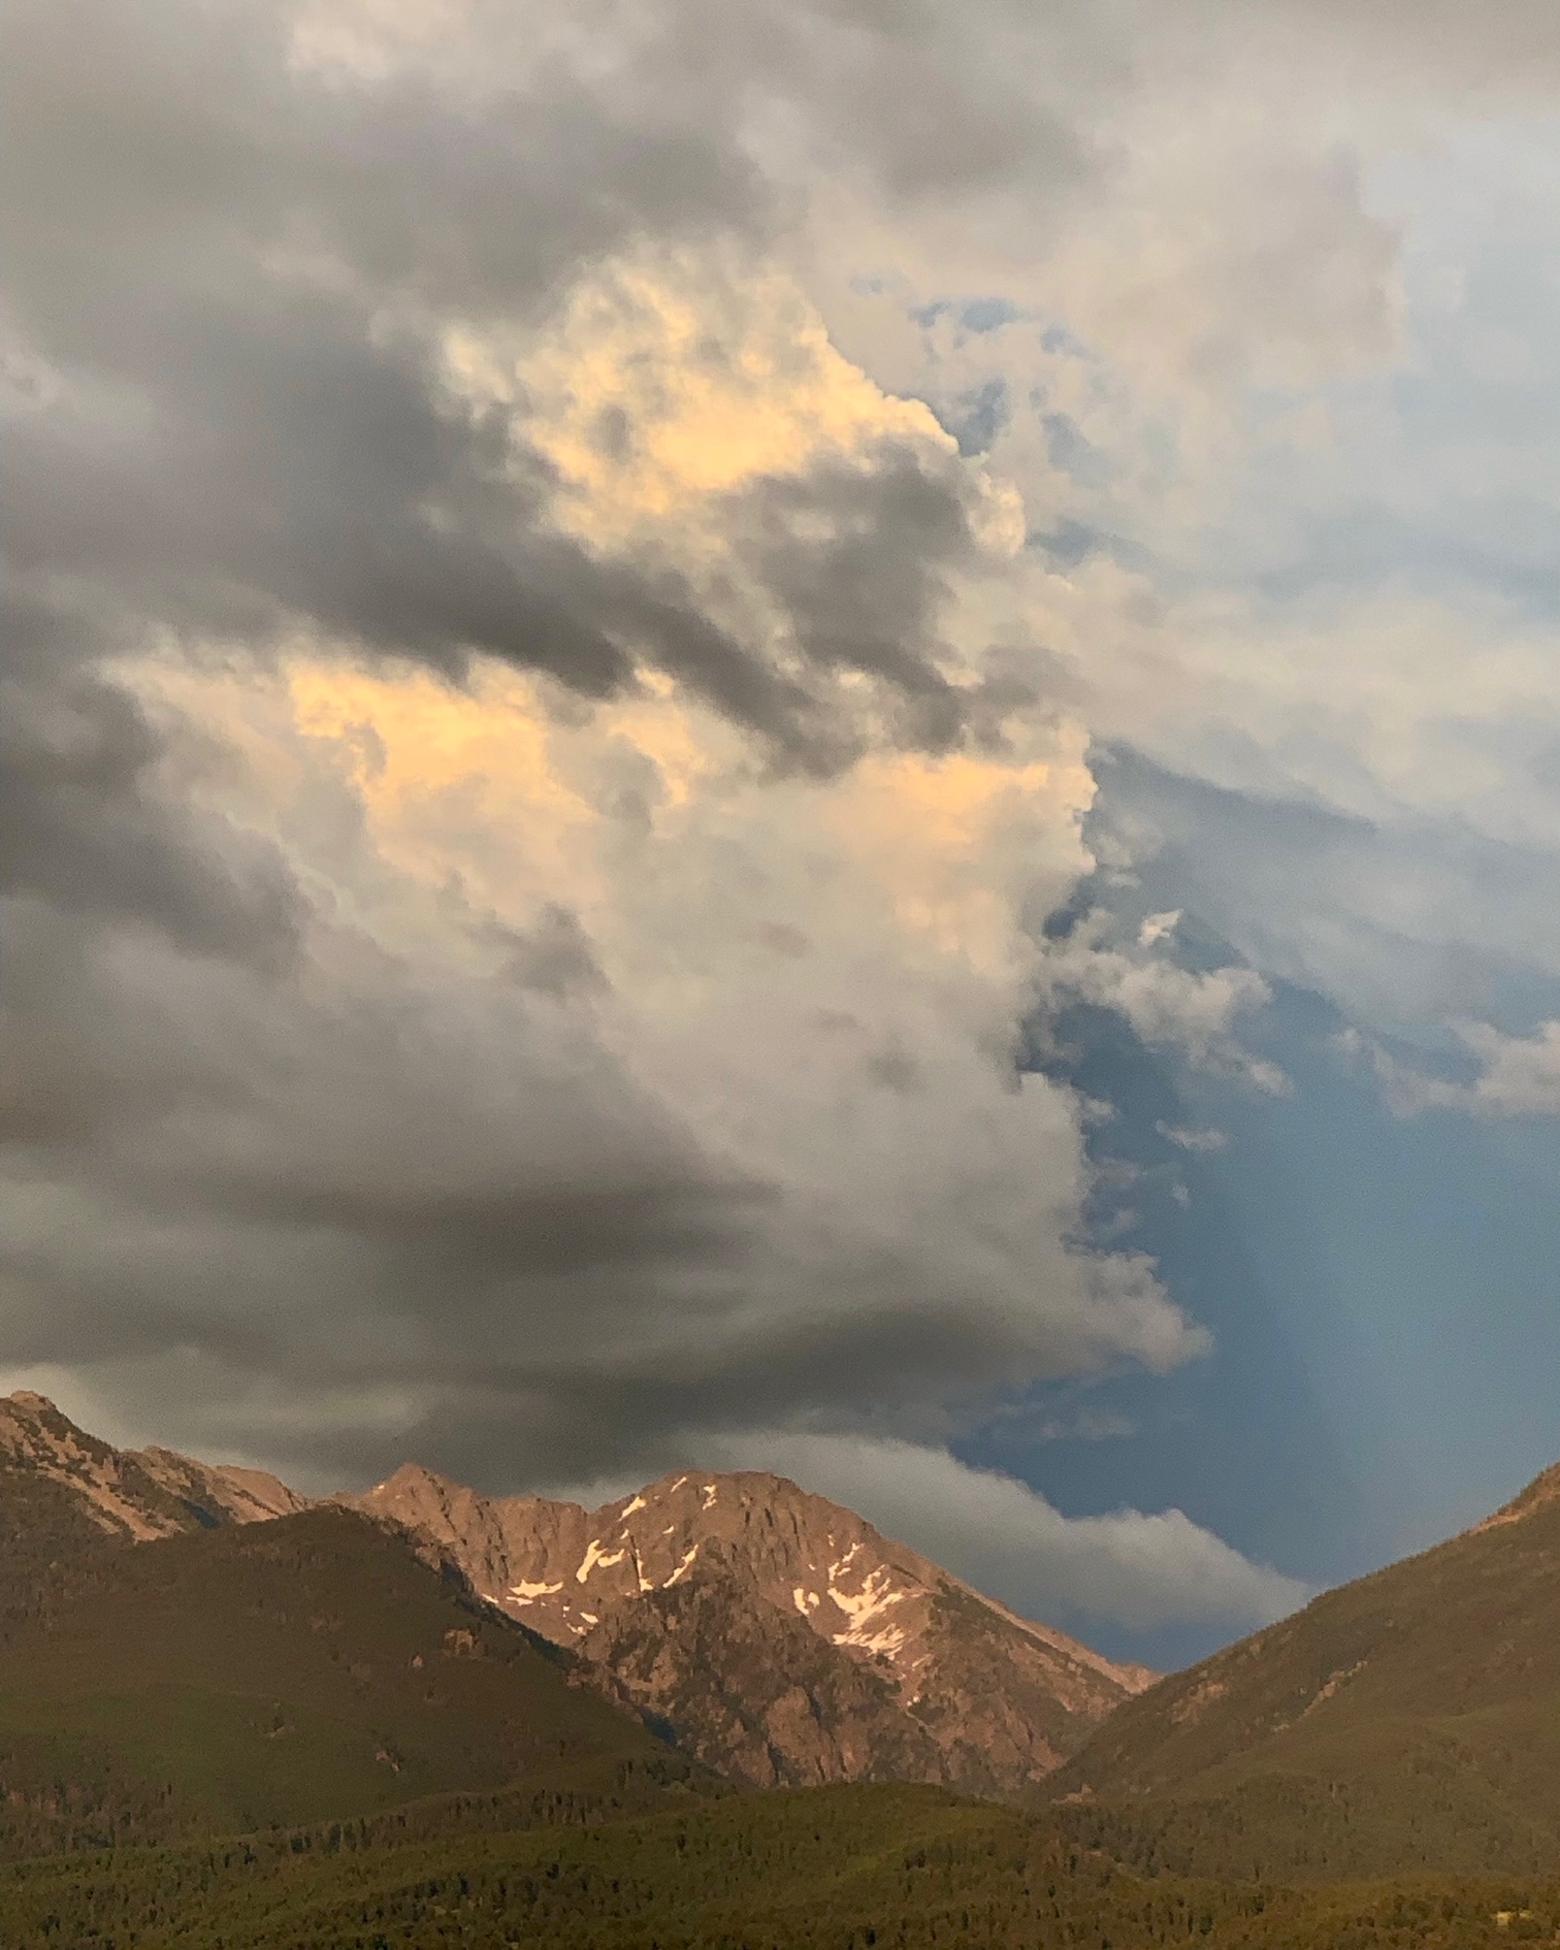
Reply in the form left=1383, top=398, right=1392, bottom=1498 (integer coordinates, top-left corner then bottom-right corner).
left=13, top=1384, right=1560, bottom=1946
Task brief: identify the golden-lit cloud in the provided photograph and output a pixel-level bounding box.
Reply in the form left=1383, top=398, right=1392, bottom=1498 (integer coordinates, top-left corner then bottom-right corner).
left=446, top=251, right=1025, bottom=577
left=451, top=257, right=944, bottom=536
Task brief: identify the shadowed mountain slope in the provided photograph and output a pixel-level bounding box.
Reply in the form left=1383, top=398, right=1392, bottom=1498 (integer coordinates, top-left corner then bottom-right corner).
left=0, top=1504, right=683, bottom=1858
left=1049, top=1461, right=1560, bottom=1878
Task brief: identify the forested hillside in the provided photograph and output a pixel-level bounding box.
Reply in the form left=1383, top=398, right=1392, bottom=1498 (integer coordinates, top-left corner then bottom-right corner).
left=1047, top=1463, right=1560, bottom=1878
left=0, top=1506, right=679, bottom=1858
left=3, top=1780, right=1559, bottom=1950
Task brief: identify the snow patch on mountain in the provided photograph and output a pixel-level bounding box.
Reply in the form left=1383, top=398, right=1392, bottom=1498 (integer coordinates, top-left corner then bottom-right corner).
left=508, top=1577, right=563, bottom=1603
left=664, top=1542, right=700, bottom=1586
left=576, top=1539, right=627, bottom=1582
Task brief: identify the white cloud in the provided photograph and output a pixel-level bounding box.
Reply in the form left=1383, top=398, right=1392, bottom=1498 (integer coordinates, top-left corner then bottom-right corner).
left=702, top=1432, right=1309, bottom=1633
left=1139, top=911, right=1182, bottom=949
left=1460, top=1021, right=1560, bottom=1116
left=0, top=259, right=1217, bottom=1494
left=1038, top=912, right=1286, bottom=1093
left=1156, top=1122, right=1230, bottom=1154
left=1359, top=1020, right=1560, bottom=1121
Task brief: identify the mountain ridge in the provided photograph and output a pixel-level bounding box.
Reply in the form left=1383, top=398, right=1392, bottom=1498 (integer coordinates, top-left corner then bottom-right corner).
left=0, top=1391, right=1147, bottom=1799
left=0, top=1389, right=305, bottom=1543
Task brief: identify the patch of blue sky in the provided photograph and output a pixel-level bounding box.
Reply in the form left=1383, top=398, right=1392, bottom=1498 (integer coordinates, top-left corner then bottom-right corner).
left=948, top=376, right=1008, bottom=455
left=969, top=740, right=1560, bottom=1665
left=971, top=950, right=1560, bottom=1667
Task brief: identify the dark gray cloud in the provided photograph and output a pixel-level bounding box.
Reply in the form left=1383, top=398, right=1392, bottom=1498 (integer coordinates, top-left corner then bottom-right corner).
left=0, top=0, right=1080, bottom=772
left=0, top=657, right=301, bottom=967
left=0, top=865, right=1186, bottom=1488
left=735, top=445, right=976, bottom=751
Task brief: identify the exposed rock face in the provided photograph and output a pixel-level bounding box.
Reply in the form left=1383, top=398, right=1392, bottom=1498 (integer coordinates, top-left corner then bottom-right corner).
left=130, top=1445, right=308, bottom=1527
left=361, top=1464, right=1152, bottom=1795
left=577, top=1559, right=948, bottom=1789
left=0, top=1389, right=305, bottom=1569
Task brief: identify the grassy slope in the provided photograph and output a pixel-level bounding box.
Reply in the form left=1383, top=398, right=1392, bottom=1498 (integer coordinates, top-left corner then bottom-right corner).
left=0, top=1506, right=675, bottom=1856
left=1049, top=1484, right=1560, bottom=1878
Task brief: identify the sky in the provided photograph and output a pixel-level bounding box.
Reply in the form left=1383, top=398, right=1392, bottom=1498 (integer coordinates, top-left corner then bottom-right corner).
left=6, top=0, right=1560, bottom=1669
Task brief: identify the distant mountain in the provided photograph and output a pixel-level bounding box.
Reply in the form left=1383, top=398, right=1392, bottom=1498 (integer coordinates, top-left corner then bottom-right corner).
left=1048, top=1460, right=1560, bottom=1878
left=359, top=1463, right=1151, bottom=1795
left=0, top=1501, right=691, bottom=1858
left=0, top=1388, right=301, bottom=1534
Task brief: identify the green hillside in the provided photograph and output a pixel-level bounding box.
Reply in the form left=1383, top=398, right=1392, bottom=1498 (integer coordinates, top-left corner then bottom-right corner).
left=0, top=1506, right=686, bottom=1857
left=1048, top=1470, right=1560, bottom=1878
left=0, top=1406, right=206, bottom=1619
left=0, top=1466, right=132, bottom=1614
left=3, top=1778, right=1560, bottom=1949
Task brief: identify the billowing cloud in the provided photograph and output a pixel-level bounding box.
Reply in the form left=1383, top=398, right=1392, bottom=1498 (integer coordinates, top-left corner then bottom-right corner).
left=1038, top=910, right=1286, bottom=1093
left=0, top=0, right=1231, bottom=1620
left=3, top=637, right=1208, bottom=1489
left=32, top=0, right=1551, bottom=1639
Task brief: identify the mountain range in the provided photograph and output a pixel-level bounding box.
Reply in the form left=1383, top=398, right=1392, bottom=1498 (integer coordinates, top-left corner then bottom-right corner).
left=0, top=1389, right=1146, bottom=1804
left=13, top=1386, right=1560, bottom=1942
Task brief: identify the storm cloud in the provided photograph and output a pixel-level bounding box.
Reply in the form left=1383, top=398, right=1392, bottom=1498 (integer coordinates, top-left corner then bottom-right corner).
left=18, top=0, right=1553, bottom=1642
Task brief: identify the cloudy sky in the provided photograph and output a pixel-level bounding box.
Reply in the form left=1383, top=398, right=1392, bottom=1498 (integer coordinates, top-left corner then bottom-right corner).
left=7, top=0, right=1560, bottom=1666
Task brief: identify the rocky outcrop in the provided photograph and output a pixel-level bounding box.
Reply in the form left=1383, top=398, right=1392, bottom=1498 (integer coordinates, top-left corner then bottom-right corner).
left=573, top=1555, right=948, bottom=1789
left=0, top=1396, right=302, bottom=1560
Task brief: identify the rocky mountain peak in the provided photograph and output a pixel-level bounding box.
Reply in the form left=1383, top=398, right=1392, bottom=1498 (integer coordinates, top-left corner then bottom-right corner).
left=357, top=1459, right=1152, bottom=1795
left=3, top=1389, right=57, bottom=1416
